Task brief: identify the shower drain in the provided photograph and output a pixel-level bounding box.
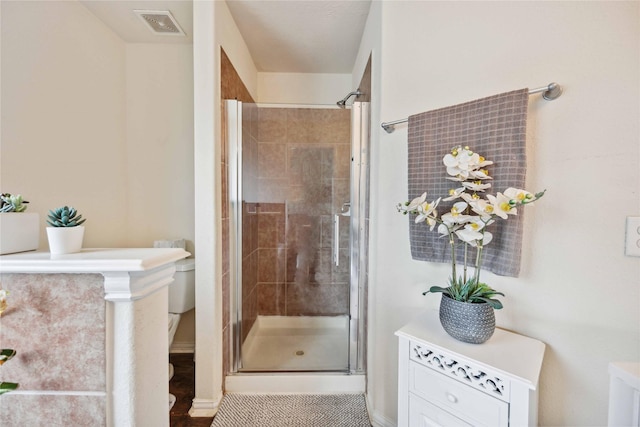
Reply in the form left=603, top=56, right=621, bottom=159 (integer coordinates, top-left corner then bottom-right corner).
left=295, top=350, right=305, bottom=356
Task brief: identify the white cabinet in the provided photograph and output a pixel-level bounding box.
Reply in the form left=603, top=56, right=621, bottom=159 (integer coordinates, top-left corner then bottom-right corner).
left=608, top=362, right=640, bottom=426
left=396, top=311, right=545, bottom=427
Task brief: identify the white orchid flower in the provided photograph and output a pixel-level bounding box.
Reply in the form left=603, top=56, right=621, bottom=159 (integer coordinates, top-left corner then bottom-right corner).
left=445, top=175, right=467, bottom=182
left=465, top=216, right=488, bottom=231
left=446, top=168, right=470, bottom=180
left=487, top=192, right=517, bottom=219
left=440, top=201, right=471, bottom=225
left=443, top=146, right=479, bottom=178
left=456, top=219, right=494, bottom=247
left=437, top=223, right=449, bottom=236
left=455, top=226, right=483, bottom=244
left=443, top=187, right=465, bottom=201
left=482, top=231, right=493, bottom=246
left=441, top=213, right=471, bottom=225
left=462, top=180, right=492, bottom=192
left=467, top=231, right=494, bottom=247
left=414, top=197, right=440, bottom=224
left=451, top=201, right=468, bottom=217
left=406, top=192, right=427, bottom=211
left=425, top=216, right=438, bottom=231
left=460, top=192, right=477, bottom=203
left=469, top=169, right=493, bottom=180
left=504, top=187, right=535, bottom=205
left=475, top=155, right=494, bottom=168
left=467, top=198, right=495, bottom=219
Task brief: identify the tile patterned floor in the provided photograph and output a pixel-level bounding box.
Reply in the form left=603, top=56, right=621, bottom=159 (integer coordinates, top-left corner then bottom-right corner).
left=170, top=353, right=213, bottom=427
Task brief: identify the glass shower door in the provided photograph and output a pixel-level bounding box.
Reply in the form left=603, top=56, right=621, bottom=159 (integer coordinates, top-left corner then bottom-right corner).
left=227, top=100, right=364, bottom=373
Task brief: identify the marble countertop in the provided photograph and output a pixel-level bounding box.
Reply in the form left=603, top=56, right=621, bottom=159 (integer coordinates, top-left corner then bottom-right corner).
left=0, top=248, right=191, bottom=273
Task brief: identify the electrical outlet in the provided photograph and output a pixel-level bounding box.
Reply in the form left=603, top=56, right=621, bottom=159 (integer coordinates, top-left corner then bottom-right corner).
left=625, top=217, right=640, bottom=257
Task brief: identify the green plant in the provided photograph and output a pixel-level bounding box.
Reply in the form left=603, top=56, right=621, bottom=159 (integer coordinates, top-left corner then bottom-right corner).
left=397, top=145, right=545, bottom=309
left=427, top=277, right=505, bottom=309
left=0, top=193, right=29, bottom=213
left=0, top=349, right=19, bottom=395
left=46, top=206, right=86, bottom=227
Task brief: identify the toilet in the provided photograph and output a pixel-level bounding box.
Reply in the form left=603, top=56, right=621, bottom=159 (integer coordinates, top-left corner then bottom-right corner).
left=168, top=258, right=195, bottom=409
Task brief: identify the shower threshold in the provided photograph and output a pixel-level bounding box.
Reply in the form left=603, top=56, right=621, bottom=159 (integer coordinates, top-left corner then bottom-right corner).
left=225, top=371, right=366, bottom=394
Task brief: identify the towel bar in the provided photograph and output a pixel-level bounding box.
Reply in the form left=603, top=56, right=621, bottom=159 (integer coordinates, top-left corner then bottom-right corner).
left=381, top=83, right=562, bottom=133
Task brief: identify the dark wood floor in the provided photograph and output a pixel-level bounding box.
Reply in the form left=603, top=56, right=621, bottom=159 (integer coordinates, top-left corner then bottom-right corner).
left=170, top=353, right=214, bottom=427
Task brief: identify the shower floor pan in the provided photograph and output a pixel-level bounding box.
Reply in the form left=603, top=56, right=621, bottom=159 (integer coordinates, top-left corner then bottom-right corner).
left=241, top=315, right=349, bottom=372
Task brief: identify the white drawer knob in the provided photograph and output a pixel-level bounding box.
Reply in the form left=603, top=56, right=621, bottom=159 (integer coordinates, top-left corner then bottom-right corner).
left=446, top=392, right=458, bottom=403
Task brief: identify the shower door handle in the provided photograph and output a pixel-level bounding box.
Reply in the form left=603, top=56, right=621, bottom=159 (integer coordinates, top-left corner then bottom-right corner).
left=333, top=214, right=340, bottom=267
left=334, top=203, right=350, bottom=267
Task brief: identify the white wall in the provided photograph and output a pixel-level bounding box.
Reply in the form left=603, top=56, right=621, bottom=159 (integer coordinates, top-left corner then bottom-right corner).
left=124, top=44, right=195, bottom=252
left=365, top=2, right=639, bottom=426
left=1, top=1, right=128, bottom=248
left=193, top=0, right=258, bottom=415
left=351, top=2, right=389, bottom=425
left=258, top=72, right=352, bottom=105
left=2, top=2, right=196, bottom=353
left=125, top=43, right=195, bottom=349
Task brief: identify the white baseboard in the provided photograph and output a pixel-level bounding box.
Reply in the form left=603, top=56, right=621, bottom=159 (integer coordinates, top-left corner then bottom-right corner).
left=370, top=410, right=396, bottom=427
left=188, top=396, right=222, bottom=418
left=366, top=393, right=396, bottom=427
left=170, top=340, right=195, bottom=354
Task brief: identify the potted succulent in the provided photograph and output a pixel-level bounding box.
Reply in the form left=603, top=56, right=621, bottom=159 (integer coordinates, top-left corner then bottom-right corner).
left=397, top=145, right=544, bottom=343
left=0, top=193, right=39, bottom=255
left=46, top=206, right=86, bottom=255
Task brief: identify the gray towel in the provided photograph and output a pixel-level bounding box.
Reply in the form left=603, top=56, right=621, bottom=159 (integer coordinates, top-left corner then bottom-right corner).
left=407, top=89, right=529, bottom=278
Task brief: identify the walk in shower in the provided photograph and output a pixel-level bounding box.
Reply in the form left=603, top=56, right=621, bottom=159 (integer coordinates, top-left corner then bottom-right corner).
left=226, top=100, right=369, bottom=376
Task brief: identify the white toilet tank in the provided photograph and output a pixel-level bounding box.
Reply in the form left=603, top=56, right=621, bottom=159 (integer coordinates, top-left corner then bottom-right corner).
left=168, top=258, right=195, bottom=314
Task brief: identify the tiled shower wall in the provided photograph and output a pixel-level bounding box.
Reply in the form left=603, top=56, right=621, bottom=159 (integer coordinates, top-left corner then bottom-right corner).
left=244, top=107, right=352, bottom=329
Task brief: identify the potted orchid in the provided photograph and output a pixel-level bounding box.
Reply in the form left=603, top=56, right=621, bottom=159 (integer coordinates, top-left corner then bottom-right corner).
left=397, top=145, right=544, bottom=343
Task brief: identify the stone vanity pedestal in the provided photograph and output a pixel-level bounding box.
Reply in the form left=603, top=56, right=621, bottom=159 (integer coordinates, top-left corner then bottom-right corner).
left=0, top=248, right=189, bottom=427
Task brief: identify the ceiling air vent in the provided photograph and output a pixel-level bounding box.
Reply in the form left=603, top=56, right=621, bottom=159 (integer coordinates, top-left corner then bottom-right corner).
left=134, top=10, right=186, bottom=36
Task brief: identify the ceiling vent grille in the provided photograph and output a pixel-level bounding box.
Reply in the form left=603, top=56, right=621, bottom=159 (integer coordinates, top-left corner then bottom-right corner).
left=134, top=10, right=186, bottom=36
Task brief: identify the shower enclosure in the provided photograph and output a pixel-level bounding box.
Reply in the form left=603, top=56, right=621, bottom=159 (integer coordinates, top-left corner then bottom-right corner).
left=226, top=100, right=369, bottom=374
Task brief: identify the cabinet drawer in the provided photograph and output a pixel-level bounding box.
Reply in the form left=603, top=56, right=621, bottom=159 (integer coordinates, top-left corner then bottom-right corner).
left=410, top=361, right=508, bottom=427
left=409, top=393, right=472, bottom=427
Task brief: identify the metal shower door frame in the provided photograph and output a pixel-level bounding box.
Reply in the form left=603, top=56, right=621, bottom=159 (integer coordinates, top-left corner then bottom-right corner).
left=226, top=99, right=243, bottom=373
left=349, top=101, right=369, bottom=374
left=227, top=99, right=368, bottom=374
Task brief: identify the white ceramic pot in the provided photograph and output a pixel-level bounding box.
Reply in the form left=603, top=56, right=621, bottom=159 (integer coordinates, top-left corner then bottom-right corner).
left=46, top=226, right=85, bottom=255
left=0, top=212, right=40, bottom=255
